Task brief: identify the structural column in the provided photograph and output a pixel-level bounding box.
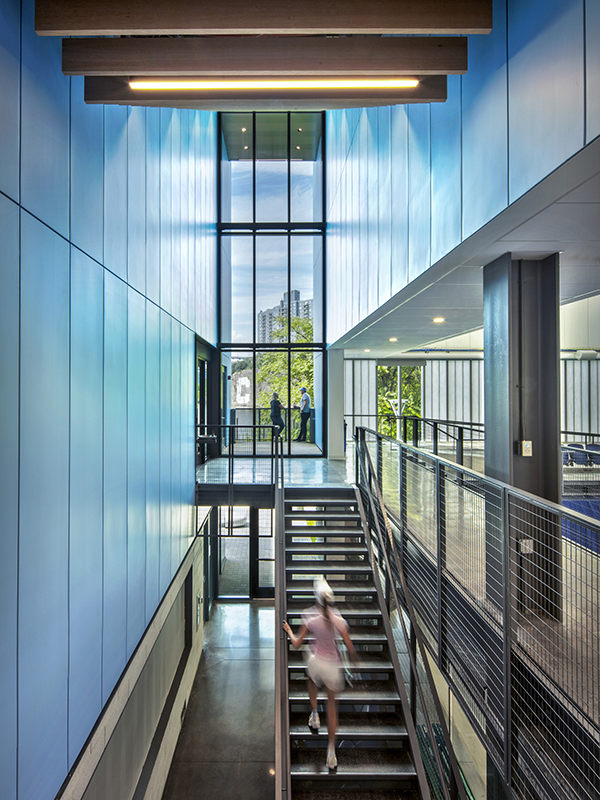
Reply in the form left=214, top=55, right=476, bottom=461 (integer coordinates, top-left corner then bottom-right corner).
left=327, top=349, right=345, bottom=459
left=483, top=253, right=560, bottom=501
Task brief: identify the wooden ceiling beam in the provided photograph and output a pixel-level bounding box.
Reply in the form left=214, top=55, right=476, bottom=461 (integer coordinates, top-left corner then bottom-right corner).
left=83, top=75, right=447, bottom=110
left=37, top=0, right=492, bottom=36
left=63, top=36, right=468, bottom=77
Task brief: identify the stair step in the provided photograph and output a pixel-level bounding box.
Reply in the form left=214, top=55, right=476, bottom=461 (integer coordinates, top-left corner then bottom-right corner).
left=287, top=564, right=372, bottom=575
left=286, top=499, right=357, bottom=510
left=286, top=544, right=368, bottom=556
left=289, top=681, right=399, bottom=704
left=289, top=790, right=419, bottom=800
left=286, top=511, right=361, bottom=522
left=290, top=747, right=417, bottom=779
left=287, top=602, right=380, bottom=616
left=287, top=580, right=376, bottom=594
left=286, top=527, right=364, bottom=537
left=288, top=650, right=391, bottom=669
left=289, top=711, right=407, bottom=740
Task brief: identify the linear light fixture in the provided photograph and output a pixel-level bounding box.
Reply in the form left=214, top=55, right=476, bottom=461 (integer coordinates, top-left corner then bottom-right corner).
left=129, top=77, right=420, bottom=91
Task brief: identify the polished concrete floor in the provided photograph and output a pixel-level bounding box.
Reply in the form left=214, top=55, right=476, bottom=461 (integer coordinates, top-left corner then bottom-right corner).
left=196, top=452, right=355, bottom=488
left=162, top=602, right=276, bottom=800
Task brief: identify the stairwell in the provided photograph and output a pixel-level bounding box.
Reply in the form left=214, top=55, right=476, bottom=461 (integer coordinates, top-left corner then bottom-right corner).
left=284, top=486, right=421, bottom=800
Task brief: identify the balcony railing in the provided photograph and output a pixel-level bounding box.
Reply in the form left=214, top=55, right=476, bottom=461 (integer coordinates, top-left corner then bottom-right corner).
left=355, top=426, right=600, bottom=800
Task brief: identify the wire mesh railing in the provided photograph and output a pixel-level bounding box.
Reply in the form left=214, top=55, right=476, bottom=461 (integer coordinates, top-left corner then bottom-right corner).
left=356, top=426, right=600, bottom=800
left=355, top=433, right=470, bottom=800
left=273, top=434, right=289, bottom=800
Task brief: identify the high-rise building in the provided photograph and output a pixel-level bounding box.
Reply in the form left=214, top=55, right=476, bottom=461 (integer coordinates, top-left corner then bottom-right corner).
left=257, top=290, right=313, bottom=342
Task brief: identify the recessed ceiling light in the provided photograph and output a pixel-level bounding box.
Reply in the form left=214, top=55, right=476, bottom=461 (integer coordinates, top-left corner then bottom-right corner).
left=130, top=78, right=420, bottom=91
left=389, top=337, right=398, bottom=342
left=241, top=127, right=247, bottom=132
left=364, top=349, right=371, bottom=353
left=243, top=145, right=249, bottom=150
left=433, top=317, right=445, bottom=323
left=296, top=146, right=301, bottom=150
left=297, top=127, right=303, bottom=132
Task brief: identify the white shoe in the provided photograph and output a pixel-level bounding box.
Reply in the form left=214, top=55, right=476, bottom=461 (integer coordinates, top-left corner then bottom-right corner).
left=326, top=747, right=337, bottom=769
left=308, top=711, right=320, bottom=730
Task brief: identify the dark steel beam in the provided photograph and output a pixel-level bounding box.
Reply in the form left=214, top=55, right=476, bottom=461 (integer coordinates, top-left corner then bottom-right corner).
left=83, top=75, right=447, bottom=110
left=63, top=35, right=468, bottom=77
left=37, top=0, right=492, bottom=36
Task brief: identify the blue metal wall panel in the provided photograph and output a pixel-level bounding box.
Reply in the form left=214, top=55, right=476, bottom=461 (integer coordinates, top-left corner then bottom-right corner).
left=19, top=212, right=69, bottom=800
left=102, top=272, right=128, bottom=701
left=104, top=105, right=128, bottom=281
left=127, top=107, right=147, bottom=295
left=508, top=0, right=585, bottom=202
left=462, top=2, right=509, bottom=239
left=160, top=110, right=173, bottom=315
left=70, top=77, right=103, bottom=263
left=180, top=111, right=191, bottom=330
left=127, top=288, right=147, bottom=657
left=407, top=105, right=431, bottom=282
left=586, top=0, right=600, bottom=142
left=20, top=0, right=69, bottom=237
left=390, top=106, right=409, bottom=296
left=377, top=107, right=392, bottom=307
left=366, top=108, right=379, bottom=317
left=159, top=311, right=172, bottom=593
left=0, top=196, right=19, bottom=800
left=0, top=0, right=20, bottom=202
left=171, top=111, right=182, bottom=323
left=171, top=323, right=182, bottom=568
left=431, top=75, right=462, bottom=265
left=68, top=248, right=103, bottom=767
left=146, top=108, right=161, bottom=306
left=145, top=302, right=161, bottom=621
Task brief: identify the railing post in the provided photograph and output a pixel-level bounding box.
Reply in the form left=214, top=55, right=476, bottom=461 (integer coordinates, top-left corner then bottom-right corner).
left=377, top=433, right=383, bottom=489
left=502, top=486, right=513, bottom=789
left=433, top=421, right=438, bottom=456
left=403, top=415, right=408, bottom=444
left=436, top=461, right=447, bottom=675
left=456, top=426, right=464, bottom=466
left=412, top=417, right=419, bottom=448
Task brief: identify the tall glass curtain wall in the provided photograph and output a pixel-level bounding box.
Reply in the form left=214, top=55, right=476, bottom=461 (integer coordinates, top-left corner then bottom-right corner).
left=219, top=112, right=325, bottom=454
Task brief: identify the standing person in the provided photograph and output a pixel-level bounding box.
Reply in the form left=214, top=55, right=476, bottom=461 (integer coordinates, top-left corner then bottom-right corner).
left=270, top=392, right=285, bottom=435
left=294, top=387, right=311, bottom=441
left=282, top=578, right=357, bottom=769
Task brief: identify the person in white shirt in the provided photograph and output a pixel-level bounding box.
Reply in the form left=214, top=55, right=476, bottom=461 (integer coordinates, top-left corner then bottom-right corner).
left=294, top=387, right=311, bottom=441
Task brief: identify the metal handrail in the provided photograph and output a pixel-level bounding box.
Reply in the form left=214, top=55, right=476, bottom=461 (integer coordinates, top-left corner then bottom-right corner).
left=353, top=486, right=433, bottom=800
left=274, top=434, right=289, bottom=800
left=355, top=430, right=470, bottom=800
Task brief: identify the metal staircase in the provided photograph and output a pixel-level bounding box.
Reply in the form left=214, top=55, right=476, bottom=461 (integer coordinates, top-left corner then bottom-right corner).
left=284, top=486, right=421, bottom=800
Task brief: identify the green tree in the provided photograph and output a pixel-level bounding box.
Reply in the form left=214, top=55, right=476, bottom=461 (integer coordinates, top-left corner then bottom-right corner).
left=255, top=315, right=314, bottom=412
left=377, top=366, right=398, bottom=437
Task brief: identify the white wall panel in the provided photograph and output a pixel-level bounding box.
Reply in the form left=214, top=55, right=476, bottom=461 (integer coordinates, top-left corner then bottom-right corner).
left=127, top=288, right=147, bottom=657
left=68, top=249, right=103, bottom=767
left=19, top=213, right=70, bottom=800
left=0, top=196, right=19, bottom=800
left=102, top=272, right=128, bottom=700
left=0, top=0, right=20, bottom=202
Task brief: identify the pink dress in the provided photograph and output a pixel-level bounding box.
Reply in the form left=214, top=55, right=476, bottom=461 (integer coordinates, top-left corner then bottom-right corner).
left=302, top=606, right=349, bottom=691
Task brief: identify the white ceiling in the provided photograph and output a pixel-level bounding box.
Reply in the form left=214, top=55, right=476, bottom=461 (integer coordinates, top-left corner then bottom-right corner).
left=335, top=136, right=600, bottom=358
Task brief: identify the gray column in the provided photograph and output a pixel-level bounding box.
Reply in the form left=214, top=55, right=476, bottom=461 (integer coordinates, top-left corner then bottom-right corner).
left=483, top=253, right=560, bottom=502
left=484, top=252, right=561, bottom=621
